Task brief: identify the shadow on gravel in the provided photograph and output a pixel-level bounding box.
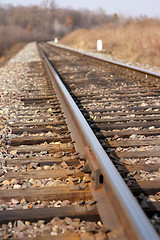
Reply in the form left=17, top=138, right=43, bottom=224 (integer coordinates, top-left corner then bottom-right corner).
left=61, top=80, right=159, bottom=226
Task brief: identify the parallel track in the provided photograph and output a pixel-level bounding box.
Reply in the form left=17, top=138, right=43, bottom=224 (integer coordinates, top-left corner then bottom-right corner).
left=38, top=42, right=160, bottom=239
left=0, top=42, right=159, bottom=239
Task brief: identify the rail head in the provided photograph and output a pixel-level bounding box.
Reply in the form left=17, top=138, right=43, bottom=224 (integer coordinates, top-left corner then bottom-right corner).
left=48, top=41, right=160, bottom=80
left=38, top=44, right=159, bottom=240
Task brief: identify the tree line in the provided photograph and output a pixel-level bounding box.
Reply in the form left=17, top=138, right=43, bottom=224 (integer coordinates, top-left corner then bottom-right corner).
left=0, top=1, right=119, bottom=56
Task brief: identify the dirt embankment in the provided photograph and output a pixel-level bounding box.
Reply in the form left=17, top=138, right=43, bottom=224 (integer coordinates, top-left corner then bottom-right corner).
left=60, top=19, right=160, bottom=67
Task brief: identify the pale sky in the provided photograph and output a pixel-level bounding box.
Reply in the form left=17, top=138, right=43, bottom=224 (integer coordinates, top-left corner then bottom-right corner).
left=1, top=0, right=160, bottom=18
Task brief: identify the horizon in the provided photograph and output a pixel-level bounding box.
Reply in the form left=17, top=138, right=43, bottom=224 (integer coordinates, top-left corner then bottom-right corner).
left=1, top=0, right=160, bottom=18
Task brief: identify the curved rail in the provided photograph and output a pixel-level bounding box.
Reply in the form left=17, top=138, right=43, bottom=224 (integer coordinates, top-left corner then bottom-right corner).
left=38, top=44, right=159, bottom=240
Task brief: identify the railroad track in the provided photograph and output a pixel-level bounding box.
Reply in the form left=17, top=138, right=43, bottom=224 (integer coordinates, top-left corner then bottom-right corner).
left=0, top=42, right=159, bottom=239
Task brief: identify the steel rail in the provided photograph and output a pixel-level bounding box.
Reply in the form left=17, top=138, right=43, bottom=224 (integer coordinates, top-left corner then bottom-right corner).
left=48, top=42, right=160, bottom=80
left=38, top=45, right=159, bottom=240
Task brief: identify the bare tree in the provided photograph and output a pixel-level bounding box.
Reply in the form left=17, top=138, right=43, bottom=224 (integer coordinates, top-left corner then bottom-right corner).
left=0, top=2, right=123, bottom=57
left=41, top=0, right=55, bottom=9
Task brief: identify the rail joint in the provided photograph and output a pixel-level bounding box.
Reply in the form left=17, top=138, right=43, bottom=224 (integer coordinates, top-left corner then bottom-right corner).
left=85, top=146, right=103, bottom=190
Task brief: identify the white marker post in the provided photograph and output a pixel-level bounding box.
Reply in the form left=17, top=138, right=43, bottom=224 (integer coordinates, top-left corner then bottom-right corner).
left=54, top=38, right=58, bottom=43
left=97, top=39, right=102, bottom=51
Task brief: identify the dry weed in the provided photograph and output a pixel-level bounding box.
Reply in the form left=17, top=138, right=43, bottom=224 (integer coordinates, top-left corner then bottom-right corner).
left=60, top=19, right=160, bottom=67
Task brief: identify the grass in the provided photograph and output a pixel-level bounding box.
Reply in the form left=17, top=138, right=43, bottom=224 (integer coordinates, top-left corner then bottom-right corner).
left=60, top=18, right=160, bottom=68
left=0, top=43, right=25, bottom=67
